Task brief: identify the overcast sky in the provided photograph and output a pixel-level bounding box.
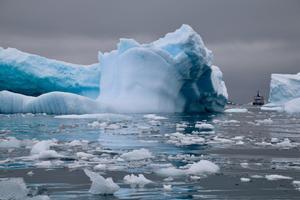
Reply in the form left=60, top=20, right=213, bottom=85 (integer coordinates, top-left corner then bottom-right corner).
left=1, top=0, right=300, bottom=103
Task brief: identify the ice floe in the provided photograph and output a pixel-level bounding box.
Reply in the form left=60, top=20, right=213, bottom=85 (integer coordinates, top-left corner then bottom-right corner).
left=225, top=108, right=248, bottom=113
left=120, top=148, right=153, bottom=161
left=123, top=174, right=152, bottom=188
left=265, top=174, right=292, bottom=181
left=84, top=169, right=120, bottom=195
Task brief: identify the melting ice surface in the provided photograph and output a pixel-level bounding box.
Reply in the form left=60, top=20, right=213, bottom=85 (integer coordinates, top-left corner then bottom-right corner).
left=0, top=25, right=227, bottom=114
left=263, top=73, right=300, bottom=113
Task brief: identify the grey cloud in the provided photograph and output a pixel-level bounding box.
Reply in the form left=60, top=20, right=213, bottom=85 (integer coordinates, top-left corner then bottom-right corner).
left=1, top=0, right=300, bottom=103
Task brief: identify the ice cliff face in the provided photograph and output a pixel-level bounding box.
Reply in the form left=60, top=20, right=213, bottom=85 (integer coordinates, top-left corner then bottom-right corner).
left=0, top=47, right=100, bottom=98
left=263, top=73, right=300, bottom=113
left=0, top=24, right=228, bottom=114
left=98, top=25, right=228, bottom=113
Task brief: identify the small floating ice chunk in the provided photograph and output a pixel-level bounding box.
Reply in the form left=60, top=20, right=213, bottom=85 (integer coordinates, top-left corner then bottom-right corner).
left=276, top=138, right=294, bottom=148
left=163, top=184, right=172, bottom=191
left=167, top=132, right=205, bottom=146
left=36, top=150, right=62, bottom=159
left=94, top=164, right=106, bottom=171
left=292, top=180, right=300, bottom=191
left=123, top=174, right=152, bottom=188
left=156, top=160, right=219, bottom=177
left=225, top=108, right=248, bottom=113
left=195, top=123, right=214, bottom=131
left=265, top=174, right=293, bottom=181
left=76, top=152, right=95, bottom=160
left=251, top=175, right=263, bottom=179
left=255, top=118, right=273, bottom=125
left=120, top=148, right=153, bottom=161
left=31, top=140, right=56, bottom=155
left=27, top=171, right=34, bottom=176
left=0, top=178, right=29, bottom=200
left=88, top=121, right=108, bottom=129
left=143, top=114, right=167, bottom=120
left=186, top=160, right=220, bottom=176
left=156, top=166, right=186, bottom=177
left=240, top=177, right=251, bottom=182
left=84, top=169, right=120, bottom=195
left=240, top=163, right=249, bottom=168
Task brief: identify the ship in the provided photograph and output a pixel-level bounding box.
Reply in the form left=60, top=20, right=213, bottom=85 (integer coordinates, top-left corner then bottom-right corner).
left=252, top=90, right=265, bottom=106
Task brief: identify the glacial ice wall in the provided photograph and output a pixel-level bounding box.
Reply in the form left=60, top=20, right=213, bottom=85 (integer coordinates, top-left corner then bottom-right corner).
left=98, top=25, right=228, bottom=113
left=0, top=25, right=228, bottom=114
left=262, top=73, right=300, bottom=113
left=0, top=47, right=100, bottom=98
left=268, top=73, right=300, bottom=103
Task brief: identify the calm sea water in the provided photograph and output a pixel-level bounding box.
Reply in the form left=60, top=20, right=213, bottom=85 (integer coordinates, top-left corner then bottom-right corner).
left=0, top=106, right=300, bottom=199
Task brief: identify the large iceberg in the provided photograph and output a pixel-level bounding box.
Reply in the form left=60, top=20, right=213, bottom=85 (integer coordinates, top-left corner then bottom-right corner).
left=262, top=73, right=300, bottom=113
left=0, top=25, right=228, bottom=114
left=0, top=47, right=100, bottom=98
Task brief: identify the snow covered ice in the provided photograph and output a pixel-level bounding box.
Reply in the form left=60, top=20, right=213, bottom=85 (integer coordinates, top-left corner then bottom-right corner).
left=263, top=73, right=300, bottom=113
left=0, top=47, right=100, bottom=98
left=0, top=24, right=228, bottom=114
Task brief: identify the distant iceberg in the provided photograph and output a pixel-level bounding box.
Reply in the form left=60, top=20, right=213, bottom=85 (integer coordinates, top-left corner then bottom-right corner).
left=0, top=25, right=228, bottom=114
left=262, top=73, right=300, bottom=113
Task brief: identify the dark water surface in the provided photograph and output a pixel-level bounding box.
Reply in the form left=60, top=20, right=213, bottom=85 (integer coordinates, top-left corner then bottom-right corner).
left=0, top=106, right=300, bottom=199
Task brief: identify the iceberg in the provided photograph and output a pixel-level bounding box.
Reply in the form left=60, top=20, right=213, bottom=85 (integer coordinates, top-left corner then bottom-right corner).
left=98, top=25, right=228, bottom=113
left=0, top=24, right=228, bottom=114
left=263, top=73, right=300, bottom=113
left=0, top=47, right=100, bottom=98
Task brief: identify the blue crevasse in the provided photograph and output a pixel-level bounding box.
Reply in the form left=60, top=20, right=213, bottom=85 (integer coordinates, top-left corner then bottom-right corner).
left=0, top=24, right=228, bottom=114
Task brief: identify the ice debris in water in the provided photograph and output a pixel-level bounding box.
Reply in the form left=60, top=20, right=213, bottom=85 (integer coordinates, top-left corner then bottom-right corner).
left=0, top=24, right=228, bottom=114
left=166, top=132, right=205, bottom=146
left=120, top=148, right=153, bottom=161
left=240, top=177, right=251, bottom=182
left=156, top=160, right=219, bottom=177
left=143, top=114, right=167, bottom=120
left=123, top=174, right=152, bottom=188
left=255, top=118, right=273, bottom=125
left=292, top=180, right=300, bottom=191
left=265, top=174, right=293, bottom=181
left=163, top=184, right=172, bottom=191
left=195, top=122, right=214, bottom=131
left=0, top=178, right=50, bottom=200
left=224, top=108, right=248, bottom=113
left=0, top=178, right=29, bottom=200
left=84, top=169, right=120, bottom=195
left=30, top=140, right=62, bottom=160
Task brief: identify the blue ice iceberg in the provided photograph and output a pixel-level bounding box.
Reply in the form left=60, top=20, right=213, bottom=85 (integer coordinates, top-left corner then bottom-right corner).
left=0, top=25, right=228, bottom=114
left=0, top=47, right=100, bottom=98
left=262, top=73, right=300, bottom=113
